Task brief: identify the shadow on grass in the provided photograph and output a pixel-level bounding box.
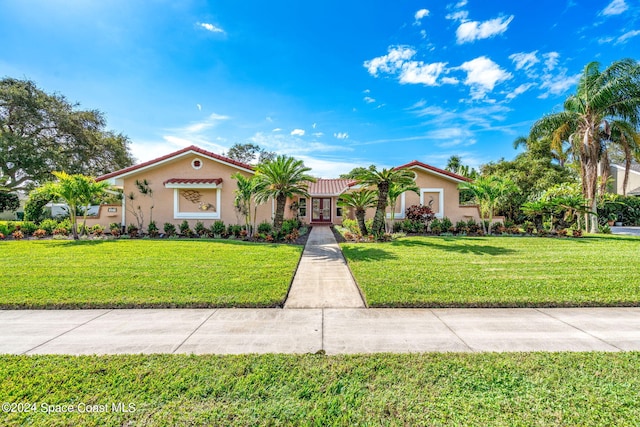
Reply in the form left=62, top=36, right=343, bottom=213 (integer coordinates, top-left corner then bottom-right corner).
left=26, top=237, right=289, bottom=248
left=392, top=237, right=516, bottom=256
left=341, top=246, right=399, bottom=262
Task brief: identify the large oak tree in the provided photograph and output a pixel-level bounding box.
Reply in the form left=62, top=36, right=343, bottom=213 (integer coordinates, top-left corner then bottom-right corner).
left=0, top=78, right=134, bottom=192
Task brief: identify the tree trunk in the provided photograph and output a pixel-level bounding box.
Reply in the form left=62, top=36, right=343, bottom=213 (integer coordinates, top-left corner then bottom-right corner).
left=355, top=208, right=368, bottom=236
left=372, top=183, right=389, bottom=236
left=582, top=128, right=599, bottom=233
left=274, top=194, right=286, bottom=231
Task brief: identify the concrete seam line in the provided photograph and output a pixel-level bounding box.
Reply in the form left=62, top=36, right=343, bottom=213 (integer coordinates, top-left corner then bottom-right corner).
left=534, top=308, right=624, bottom=351
left=22, top=309, right=114, bottom=355
left=321, top=308, right=325, bottom=352
left=172, top=309, right=218, bottom=354
left=430, top=309, right=475, bottom=352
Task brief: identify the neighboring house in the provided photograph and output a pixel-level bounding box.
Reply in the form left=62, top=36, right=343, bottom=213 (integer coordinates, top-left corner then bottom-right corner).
left=610, top=163, right=640, bottom=196
left=86, top=145, right=481, bottom=230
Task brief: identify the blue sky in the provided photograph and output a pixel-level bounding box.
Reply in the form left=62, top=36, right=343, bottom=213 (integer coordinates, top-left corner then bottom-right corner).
left=2, top=0, right=639, bottom=177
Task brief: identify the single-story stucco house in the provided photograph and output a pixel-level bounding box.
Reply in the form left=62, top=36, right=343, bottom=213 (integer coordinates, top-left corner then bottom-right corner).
left=85, top=145, right=481, bottom=230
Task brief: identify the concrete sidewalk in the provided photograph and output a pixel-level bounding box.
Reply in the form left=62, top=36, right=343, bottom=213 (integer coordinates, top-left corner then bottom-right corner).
left=284, top=226, right=365, bottom=308
left=2, top=307, right=639, bottom=355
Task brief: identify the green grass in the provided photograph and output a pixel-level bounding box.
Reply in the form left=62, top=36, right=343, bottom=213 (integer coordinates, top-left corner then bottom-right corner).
left=342, top=235, right=640, bottom=307
left=0, top=353, right=639, bottom=426
left=0, top=240, right=302, bottom=308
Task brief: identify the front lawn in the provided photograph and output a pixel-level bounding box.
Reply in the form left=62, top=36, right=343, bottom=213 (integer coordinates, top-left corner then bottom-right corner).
left=342, top=235, right=640, bottom=307
left=1, top=353, right=638, bottom=426
left=0, top=240, right=302, bottom=308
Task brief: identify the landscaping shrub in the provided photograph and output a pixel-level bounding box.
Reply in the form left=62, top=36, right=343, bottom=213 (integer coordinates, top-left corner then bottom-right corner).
left=0, top=233, right=4, bottom=240
left=33, top=229, right=47, bottom=239
left=258, top=221, right=273, bottom=235
left=39, top=219, right=59, bottom=235
left=57, top=218, right=72, bottom=233
left=430, top=218, right=442, bottom=234
left=405, top=204, right=435, bottom=226
left=12, top=230, right=24, bottom=240
left=53, top=227, right=69, bottom=236
left=163, top=222, right=176, bottom=236
left=147, top=221, right=159, bottom=237
left=91, top=225, right=105, bottom=236
left=398, top=219, right=425, bottom=234
left=4, top=221, right=17, bottom=233
left=466, top=218, right=480, bottom=233
left=341, top=219, right=359, bottom=234
left=0, top=224, right=9, bottom=237
left=194, top=221, right=207, bottom=236
left=455, top=220, right=468, bottom=234
left=224, top=224, right=240, bottom=237
left=179, top=220, right=192, bottom=237
left=282, top=218, right=301, bottom=235
left=127, top=224, right=139, bottom=237
left=441, top=217, right=453, bottom=232
left=19, top=221, right=38, bottom=236
left=212, top=220, right=226, bottom=236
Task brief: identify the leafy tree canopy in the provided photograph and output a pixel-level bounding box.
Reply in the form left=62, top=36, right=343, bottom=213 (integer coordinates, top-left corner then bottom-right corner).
left=0, top=77, right=134, bottom=192
left=0, top=192, right=19, bottom=212
left=225, top=143, right=275, bottom=164
left=339, top=165, right=377, bottom=179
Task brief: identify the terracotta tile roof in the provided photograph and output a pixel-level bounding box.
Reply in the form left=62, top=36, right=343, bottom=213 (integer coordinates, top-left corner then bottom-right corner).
left=395, top=160, right=472, bottom=182
left=97, top=145, right=254, bottom=182
left=163, top=178, right=223, bottom=185
left=307, top=178, right=357, bottom=196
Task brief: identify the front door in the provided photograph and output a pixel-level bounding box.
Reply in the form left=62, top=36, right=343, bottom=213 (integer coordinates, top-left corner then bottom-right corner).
left=312, top=198, right=331, bottom=222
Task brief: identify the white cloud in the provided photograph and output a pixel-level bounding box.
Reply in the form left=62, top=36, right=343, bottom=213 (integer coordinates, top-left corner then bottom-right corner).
left=617, top=30, right=640, bottom=43
left=506, top=83, right=533, bottom=100
left=543, top=52, right=560, bottom=71
left=313, top=132, right=324, bottom=137
left=446, top=10, right=469, bottom=21
left=363, top=96, right=376, bottom=103
left=539, top=73, right=580, bottom=98
left=312, top=123, right=317, bottom=129
left=364, top=46, right=447, bottom=87
left=399, top=61, right=447, bottom=86
left=441, top=77, right=460, bottom=85
left=198, top=22, right=225, bottom=33
left=182, top=113, right=230, bottom=133
left=196, top=103, right=202, bottom=111
left=414, top=9, right=430, bottom=24
left=364, top=46, right=416, bottom=76
left=290, top=129, right=305, bottom=136
left=456, top=15, right=514, bottom=44
left=459, top=56, right=512, bottom=99
left=601, top=0, right=628, bottom=15
left=334, top=132, right=349, bottom=139
left=509, top=51, right=539, bottom=70
left=272, top=128, right=282, bottom=132
left=363, top=89, right=370, bottom=93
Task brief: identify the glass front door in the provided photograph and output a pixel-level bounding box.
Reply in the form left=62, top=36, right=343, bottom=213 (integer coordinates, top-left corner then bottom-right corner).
left=312, top=198, right=331, bottom=222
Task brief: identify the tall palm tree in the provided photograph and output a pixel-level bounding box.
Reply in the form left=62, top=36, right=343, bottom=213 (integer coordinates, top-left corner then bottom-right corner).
left=530, top=59, right=640, bottom=232
left=337, top=189, right=377, bottom=236
left=231, top=172, right=264, bottom=236
left=354, top=167, right=416, bottom=236
left=254, top=155, right=315, bottom=231
left=458, top=176, right=516, bottom=234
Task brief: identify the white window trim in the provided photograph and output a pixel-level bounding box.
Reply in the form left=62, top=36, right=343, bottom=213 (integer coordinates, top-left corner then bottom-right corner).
left=386, top=192, right=406, bottom=219
left=420, top=188, right=444, bottom=219
left=173, top=188, right=221, bottom=219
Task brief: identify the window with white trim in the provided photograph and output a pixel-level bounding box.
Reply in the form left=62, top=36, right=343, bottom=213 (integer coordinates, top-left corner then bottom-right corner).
left=164, top=182, right=222, bottom=219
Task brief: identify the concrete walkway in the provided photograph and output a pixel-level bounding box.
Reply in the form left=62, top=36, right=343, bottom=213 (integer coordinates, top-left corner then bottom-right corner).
left=611, top=226, right=640, bottom=236
left=2, top=307, right=639, bottom=355
left=284, top=226, right=365, bottom=308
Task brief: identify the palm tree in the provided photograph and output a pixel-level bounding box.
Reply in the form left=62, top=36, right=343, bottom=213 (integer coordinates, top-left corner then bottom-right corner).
left=46, top=171, right=109, bottom=239
left=530, top=59, right=640, bottom=232
left=458, top=176, right=516, bottom=234
left=337, top=189, right=377, bottom=236
left=387, top=181, right=419, bottom=227
left=254, top=155, right=315, bottom=231
left=605, top=120, right=640, bottom=196
left=231, top=172, right=266, bottom=236
left=354, top=167, right=416, bottom=236
left=445, top=155, right=462, bottom=172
